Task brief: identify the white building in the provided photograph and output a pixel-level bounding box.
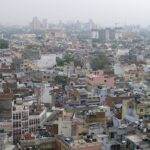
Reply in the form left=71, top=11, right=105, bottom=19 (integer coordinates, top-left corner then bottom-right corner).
left=29, top=107, right=47, bottom=133
left=114, top=63, right=124, bottom=76
left=12, top=104, right=29, bottom=143
left=12, top=102, right=47, bottom=143
left=91, top=29, right=99, bottom=39
left=35, top=54, right=56, bottom=70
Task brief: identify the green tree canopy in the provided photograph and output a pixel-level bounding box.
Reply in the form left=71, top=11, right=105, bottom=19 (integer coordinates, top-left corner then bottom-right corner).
left=91, top=53, right=110, bottom=71
left=56, top=57, right=65, bottom=66
left=73, top=58, right=83, bottom=68
left=54, top=76, right=68, bottom=86
left=56, top=53, right=84, bottom=68
left=0, top=39, right=8, bottom=49
left=0, top=128, right=4, bottom=133
left=56, top=53, right=73, bottom=66
left=63, top=53, right=73, bottom=63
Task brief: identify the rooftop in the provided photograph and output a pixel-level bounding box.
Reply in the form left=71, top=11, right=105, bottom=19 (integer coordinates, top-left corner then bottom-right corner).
left=125, top=134, right=149, bottom=144
left=57, top=135, right=102, bottom=149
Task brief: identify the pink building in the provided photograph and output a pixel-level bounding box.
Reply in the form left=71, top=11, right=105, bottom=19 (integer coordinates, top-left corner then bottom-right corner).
left=86, top=70, right=115, bottom=88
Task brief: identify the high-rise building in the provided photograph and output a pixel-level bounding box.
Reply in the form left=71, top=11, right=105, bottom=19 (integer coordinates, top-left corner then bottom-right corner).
left=88, top=19, right=95, bottom=30
left=91, top=28, right=115, bottom=42
left=91, top=29, right=99, bottom=39
left=29, top=17, right=42, bottom=30
left=0, top=34, right=4, bottom=39
left=42, top=19, right=48, bottom=29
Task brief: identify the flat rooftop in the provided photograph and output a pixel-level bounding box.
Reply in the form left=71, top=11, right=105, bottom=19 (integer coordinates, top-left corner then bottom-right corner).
left=125, top=134, right=148, bottom=144
left=57, top=135, right=102, bottom=149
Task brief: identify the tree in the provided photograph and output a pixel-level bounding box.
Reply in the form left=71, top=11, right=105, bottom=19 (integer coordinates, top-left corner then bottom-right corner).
left=56, top=53, right=73, bottom=66
left=64, top=53, right=73, bottom=63
left=91, top=53, right=110, bottom=70
left=0, top=129, right=4, bottom=133
left=0, top=39, right=8, bottom=49
left=54, top=76, right=68, bottom=86
left=73, top=58, right=84, bottom=68
left=56, top=57, right=64, bottom=66
left=56, top=55, right=84, bottom=68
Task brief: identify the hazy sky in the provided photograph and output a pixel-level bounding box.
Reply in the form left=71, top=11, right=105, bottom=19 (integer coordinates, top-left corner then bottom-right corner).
left=0, top=0, right=150, bottom=26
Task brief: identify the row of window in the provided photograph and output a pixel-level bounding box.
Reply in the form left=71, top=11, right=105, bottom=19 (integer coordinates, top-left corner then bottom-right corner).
left=43, top=76, right=51, bottom=79
left=29, top=119, right=40, bottom=125
left=13, top=112, right=29, bottom=120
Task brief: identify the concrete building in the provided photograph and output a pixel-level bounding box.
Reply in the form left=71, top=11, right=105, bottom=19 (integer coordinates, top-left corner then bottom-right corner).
left=125, top=134, right=150, bottom=150
left=12, top=102, right=47, bottom=143
left=12, top=104, right=29, bottom=143
left=86, top=70, right=115, bottom=88
left=29, top=17, right=42, bottom=30
left=91, top=28, right=115, bottom=42
left=0, top=132, right=16, bottom=150
left=91, top=29, right=99, bottom=40
left=56, top=135, right=103, bottom=150
left=0, top=93, right=13, bottom=121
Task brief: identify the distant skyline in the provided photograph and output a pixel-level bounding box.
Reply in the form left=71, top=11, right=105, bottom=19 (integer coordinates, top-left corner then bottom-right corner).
left=0, top=0, right=150, bottom=27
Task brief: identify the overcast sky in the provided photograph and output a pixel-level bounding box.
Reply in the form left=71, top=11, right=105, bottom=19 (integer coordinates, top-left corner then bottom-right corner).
left=0, top=0, right=150, bottom=26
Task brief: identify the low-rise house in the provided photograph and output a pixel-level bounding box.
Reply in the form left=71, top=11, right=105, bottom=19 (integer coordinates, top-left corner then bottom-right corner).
left=86, top=70, right=115, bottom=88
left=136, top=101, right=150, bottom=119
left=20, top=131, right=55, bottom=150
left=56, top=135, right=103, bottom=150
left=125, top=134, right=150, bottom=150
